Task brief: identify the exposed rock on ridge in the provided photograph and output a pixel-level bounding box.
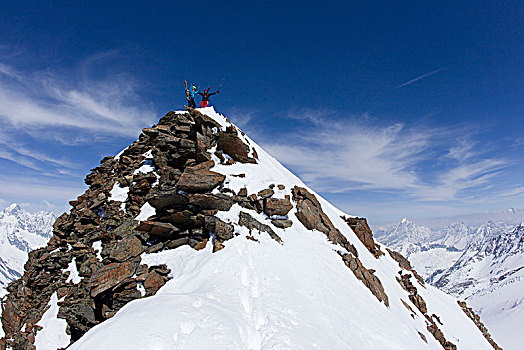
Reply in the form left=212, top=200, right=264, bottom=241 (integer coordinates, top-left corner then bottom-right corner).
left=458, top=301, right=502, bottom=350
left=0, top=108, right=267, bottom=349
left=292, top=186, right=389, bottom=306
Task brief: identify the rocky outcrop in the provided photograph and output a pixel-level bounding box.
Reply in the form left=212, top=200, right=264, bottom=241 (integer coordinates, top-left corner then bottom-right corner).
left=238, top=212, right=282, bottom=243
left=395, top=258, right=456, bottom=350
left=216, top=126, right=257, bottom=164
left=339, top=253, right=389, bottom=306
left=341, top=216, right=384, bottom=258
left=0, top=108, right=261, bottom=349
left=458, top=301, right=502, bottom=350
left=426, top=322, right=457, bottom=350
left=292, top=186, right=389, bottom=306
left=264, top=198, right=293, bottom=217
left=387, top=248, right=425, bottom=286
left=177, top=161, right=226, bottom=192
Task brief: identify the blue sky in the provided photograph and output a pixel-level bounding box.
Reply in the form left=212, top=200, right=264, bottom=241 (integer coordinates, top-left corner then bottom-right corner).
left=0, top=1, right=522, bottom=226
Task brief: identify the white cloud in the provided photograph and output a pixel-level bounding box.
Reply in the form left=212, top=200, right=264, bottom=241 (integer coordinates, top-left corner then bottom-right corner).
left=42, top=199, right=57, bottom=208
left=0, top=63, right=21, bottom=79
left=499, top=186, right=524, bottom=198
left=447, top=137, right=476, bottom=161
left=257, top=110, right=506, bottom=202
left=0, top=178, right=83, bottom=203
left=0, top=60, right=156, bottom=138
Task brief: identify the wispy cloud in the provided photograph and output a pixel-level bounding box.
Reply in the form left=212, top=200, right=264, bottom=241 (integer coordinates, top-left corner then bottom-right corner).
left=0, top=130, right=78, bottom=172
left=446, top=137, right=476, bottom=161
left=0, top=59, right=156, bottom=138
left=0, top=54, right=157, bottom=211
left=0, top=63, right=21, bottom=79
left=396, top=68, right=447, bottom=88
left=0, top=178, right=83, bottom=203
left=256, top=109, right=506, bottom=202
left=42, top=199, right=56, bottom=208
left=499, top=186, right=524, bottom=198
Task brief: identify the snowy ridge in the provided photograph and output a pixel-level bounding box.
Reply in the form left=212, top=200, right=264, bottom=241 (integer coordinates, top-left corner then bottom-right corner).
left=68, top=108, right=495, bottom=350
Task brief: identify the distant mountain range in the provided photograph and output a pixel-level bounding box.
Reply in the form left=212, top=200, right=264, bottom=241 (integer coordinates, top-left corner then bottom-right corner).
left=0, top=203, right=57, bottom=292
left=376, top=215, right=524, bottom=349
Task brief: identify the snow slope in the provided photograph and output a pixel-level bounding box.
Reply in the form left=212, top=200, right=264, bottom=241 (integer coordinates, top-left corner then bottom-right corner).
left=63, top=107, right=494, bottom=349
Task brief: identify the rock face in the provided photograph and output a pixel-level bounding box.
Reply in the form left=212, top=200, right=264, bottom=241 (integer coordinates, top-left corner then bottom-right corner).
left=238, top=211, right=282, bottom=243
left=264, top=198, right=293, bottom=217
left=177, top=161, right=226, bottom=192
left=341, top=216, right=384, bottom=258
left=216, top=126, right=257, bottom=164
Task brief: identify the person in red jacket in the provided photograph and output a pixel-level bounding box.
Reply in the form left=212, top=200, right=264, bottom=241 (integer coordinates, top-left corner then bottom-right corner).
left=198, top=86, right=220, bottom=108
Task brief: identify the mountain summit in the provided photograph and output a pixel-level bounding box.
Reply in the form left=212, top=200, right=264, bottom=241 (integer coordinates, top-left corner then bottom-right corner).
left=0, top=108, right=500, bottom=349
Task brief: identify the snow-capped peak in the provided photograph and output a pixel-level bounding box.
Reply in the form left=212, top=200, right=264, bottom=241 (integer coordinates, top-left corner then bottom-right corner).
left=0, top=204, right=57, bottom=290
left=5, top=203, right=19, bottom=212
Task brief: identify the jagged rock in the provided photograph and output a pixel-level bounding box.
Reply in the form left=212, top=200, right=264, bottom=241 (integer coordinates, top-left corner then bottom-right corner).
left=204, top=216, right=235, bottom=241
left=409, top=293, right=427, bottom=314
left=108, top=236, right=145, bottom=262
left=293, top=186, right=390, bottom=306
left=217, top=132, right=256, bottom=164
left=165, top=237, right=190, bottom=249
left=426, top=322, right=457, bottom=350
left=238, top=212, right=282, bottom=243
left=458, top=301, right=502, bottom=350
left=177, top=160, right=225, bottom=192
left=257, top=188, right=274, bottom=199
left=341, top=216, right=383, bottom=258
left=271, top=219, right=293, bottom=229
left=340, top=253, right=389, bottom=306
left=144, top=270, right=167, bottom=296
left=264, top=198, right=293, bottom=217
left=292, top=187, right=335, bottom=236
left=387, top=248, right=412, bottom=270
left=159, top=210, right=193, bottom=229
left=89, top=260, right=139, bottom=297
left=188, top=193, right=233, bottom=211
left=387, top=248, right=425, bottom=286
left=112, top=218, right=139, bottom=240
left=136, top=221, right=178, bottom=237
left=292, top=186, right=355, bottom=254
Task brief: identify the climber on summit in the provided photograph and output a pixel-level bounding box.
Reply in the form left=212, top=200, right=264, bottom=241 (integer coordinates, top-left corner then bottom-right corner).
left=198, top=86, right=220, bottom=108
left=184, top=81, right=198, bottom=108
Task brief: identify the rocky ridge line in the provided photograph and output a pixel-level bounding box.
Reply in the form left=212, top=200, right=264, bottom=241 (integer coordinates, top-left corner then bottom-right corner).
left=458, top=301, right=503, bottom=350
